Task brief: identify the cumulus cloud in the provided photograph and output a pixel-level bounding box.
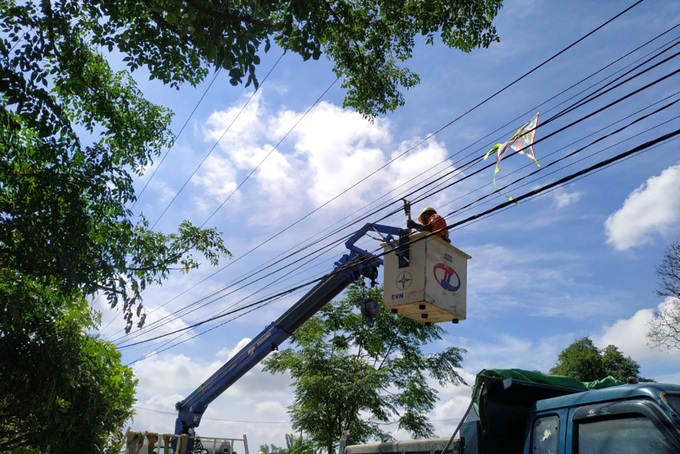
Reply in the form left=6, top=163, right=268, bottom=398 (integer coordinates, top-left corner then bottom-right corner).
left=192, top=154, right=240, bottom=201
left=192, top=90, right=460, bottom=227
left=134, top=353, right=198, bottom=396
left=605, top=164, right=680, bottom=251
left=204, top=91, right=270, bottom=148
left=593, top=308, right=656, bottom=360
left=429, top=389, right=474, bottom=438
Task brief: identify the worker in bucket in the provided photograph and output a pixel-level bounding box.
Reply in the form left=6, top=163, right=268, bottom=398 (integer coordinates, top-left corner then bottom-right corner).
left=408, top=207, right=450, bottom=243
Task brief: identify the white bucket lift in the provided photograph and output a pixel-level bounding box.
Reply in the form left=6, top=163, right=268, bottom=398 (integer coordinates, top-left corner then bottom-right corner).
left=383, top=233, right=471, bottom=324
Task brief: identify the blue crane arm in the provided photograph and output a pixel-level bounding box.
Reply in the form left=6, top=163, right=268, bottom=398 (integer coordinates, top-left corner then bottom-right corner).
left=174, top=223, right=409, bottom=435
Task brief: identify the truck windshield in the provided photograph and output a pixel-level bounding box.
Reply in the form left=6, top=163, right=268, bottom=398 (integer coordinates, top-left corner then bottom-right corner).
left=577, top=416, right=677, bottom=454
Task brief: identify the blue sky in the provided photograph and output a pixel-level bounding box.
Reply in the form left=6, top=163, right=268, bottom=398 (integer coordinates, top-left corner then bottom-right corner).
left=94, top=0, right=680, bottom=449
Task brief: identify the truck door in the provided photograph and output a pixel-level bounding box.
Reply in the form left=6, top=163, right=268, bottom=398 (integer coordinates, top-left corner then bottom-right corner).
left=530, top=414, right=561, bottom=454
left=567, top=400, right=680, bottom=453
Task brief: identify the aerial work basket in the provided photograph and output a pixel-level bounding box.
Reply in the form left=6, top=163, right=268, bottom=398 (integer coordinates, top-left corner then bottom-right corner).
left=383, top=233, right=470, bottom=324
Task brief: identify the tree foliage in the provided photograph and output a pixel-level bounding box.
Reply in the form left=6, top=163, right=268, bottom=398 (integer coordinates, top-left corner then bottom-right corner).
left=0, top=6, right=231, bottom=331
left=0, top=285, right=137, bottom=452
left=259, top=443, right=290, bottom=454
left=259, top=434, right=316, bottom=454
left=647, top=240, right=680, bottom=351
left=2, top=0, right=503, bottom=119
left=263, top=282, right=467, bottom=454
left=1, top=0, right=230, bottom=450
left=550, top=337, right=645, bottom=382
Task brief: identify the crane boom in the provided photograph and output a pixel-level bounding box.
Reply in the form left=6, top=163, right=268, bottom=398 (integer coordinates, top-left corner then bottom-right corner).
left=174, top=223, right=408, bottom=435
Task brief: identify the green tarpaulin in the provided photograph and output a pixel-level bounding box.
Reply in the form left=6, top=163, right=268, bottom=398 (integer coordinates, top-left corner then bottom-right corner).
left=472, top=368, right=624, bottom=408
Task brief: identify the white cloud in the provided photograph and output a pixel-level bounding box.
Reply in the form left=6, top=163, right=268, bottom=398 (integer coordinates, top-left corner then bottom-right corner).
left=593, top=308, right=656, bottom=359
left=550, top=186, right=583, bottom=209
left=191, top=156, right=242, bottom=201
left=204, top=91, right=269, bottom=149
left=592, top=300, right=680, bottom=383
left=287, top=102, right=393, bottom=208
left=605, top=164, right=680, bottom=251
left=190, top=92, right=465, bottom=226
left=134, top=352, right=198, bottom=395
left=128, top=341, right=295, bottom=449
left=429, top=387, right=474, bottom=438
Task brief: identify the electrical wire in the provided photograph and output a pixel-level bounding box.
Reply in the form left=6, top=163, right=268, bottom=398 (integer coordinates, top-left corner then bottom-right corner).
left=113, top=53, right=680, bottom=350
left=105, top=2, right=678, bottom=354
left=134, top=68, right=223, bottom=206
left=118, top=124, right=680, bottom=356
left=150, top=51, right=287, bottom=229
left=115, top=95, right=678, bottom=350
left=121, top=78, right=680, bottom=351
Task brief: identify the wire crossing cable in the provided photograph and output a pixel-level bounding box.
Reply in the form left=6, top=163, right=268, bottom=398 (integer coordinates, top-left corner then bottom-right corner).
left=118, top=127, right=679, bottom=354
left=134, top=68, right=223, bottom=207
left=150, top=52, right=287, bottom=229
left=105, top=0, right=668, bottom=346
left=110, top=75, right=668, bottom=344
left=109, top=72, right=676, bottom=344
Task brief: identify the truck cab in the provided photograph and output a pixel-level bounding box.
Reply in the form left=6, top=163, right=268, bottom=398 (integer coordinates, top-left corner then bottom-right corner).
left=345, top=370, right=680, bottom=454
left=526, top=383, right=680, bottom=454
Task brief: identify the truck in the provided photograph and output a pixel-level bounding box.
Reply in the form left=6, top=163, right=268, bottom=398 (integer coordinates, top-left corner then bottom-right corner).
left=342, top=369, right=680, bottom=454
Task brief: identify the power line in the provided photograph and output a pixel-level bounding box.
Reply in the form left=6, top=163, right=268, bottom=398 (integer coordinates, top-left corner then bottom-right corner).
left=116, top=81, right=678, bottom=350
left=106, top=0, right=676, bottom=352
left=114, top=58, right=676, bottom=350
left=134, top=68, right=223, bottom=206
left=133, top=406, right=289, bottom=424
left=150, top=52, right=287, bottom=229
left=121, top=90, right=680, bottom=350
left=119, top=125, right=679, bottom=355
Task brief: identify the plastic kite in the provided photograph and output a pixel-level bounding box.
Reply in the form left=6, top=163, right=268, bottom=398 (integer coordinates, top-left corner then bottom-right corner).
left=483, top=112, right=541, bottom=200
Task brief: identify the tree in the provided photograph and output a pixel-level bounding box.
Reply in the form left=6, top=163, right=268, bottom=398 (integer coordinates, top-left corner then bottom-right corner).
left=1, top=1, right=230, bottom=450
left=550, top=338, right=605, bottom=381
left=259, top=443, right=290, bottom=454
left=0, top=289, right=137, bottom=452
left=259, top=434, right=316, bottom=454
left=599, top=345, right=644, bottom=382
left=550, top=337, right=644, bottom=382
left=263, top=282, right=467, bottom=454
left=3, top=0, right=502, bottom=119
left=647, top=240, right=680, bottom=351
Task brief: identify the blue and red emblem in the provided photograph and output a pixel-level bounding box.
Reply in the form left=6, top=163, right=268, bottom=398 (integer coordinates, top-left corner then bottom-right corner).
left=433, top=263, right=461, bottom=292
